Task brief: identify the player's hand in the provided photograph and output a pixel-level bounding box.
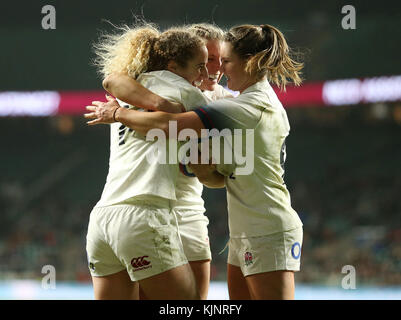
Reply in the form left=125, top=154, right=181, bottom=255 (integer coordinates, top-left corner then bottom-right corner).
left=188, top=159, right=217, bottom=179
left=84, top=95, right=121, bottom=125
left=188, top=159, right=225, bottom=188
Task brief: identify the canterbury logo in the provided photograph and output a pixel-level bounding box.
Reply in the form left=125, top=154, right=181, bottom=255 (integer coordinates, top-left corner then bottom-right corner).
left=131, top=256, right=151, bottom=269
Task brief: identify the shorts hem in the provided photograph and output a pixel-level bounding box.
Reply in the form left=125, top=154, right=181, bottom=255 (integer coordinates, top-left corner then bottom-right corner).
left=242, top=266, right=301, bottom=277
left=89, top=266, right=127, bottom=278
left=127, top=259, right=189, bottom=282
left=187, top=255, right=212, bottom=262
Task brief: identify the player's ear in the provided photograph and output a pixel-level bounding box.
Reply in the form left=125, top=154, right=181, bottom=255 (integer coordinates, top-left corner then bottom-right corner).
left=167, top=60, right=179, bottom=73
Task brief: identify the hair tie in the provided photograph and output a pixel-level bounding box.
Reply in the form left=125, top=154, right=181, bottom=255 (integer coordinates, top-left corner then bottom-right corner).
left=260, top=24, right=269, bottom=32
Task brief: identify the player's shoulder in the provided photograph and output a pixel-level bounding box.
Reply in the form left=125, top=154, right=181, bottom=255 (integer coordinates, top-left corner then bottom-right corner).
left=217, top=84, right=235, bottom=99
left=240, top=79, right=286, bottom=112
left=204, top=84, right=235, bottom=101
left=137, top=71, right=181, bottom=100
left=140, top=70, right=189, bottom=87
left=138, top=70, right=207, bottom=109
left=138, top=71, right=179, bottom=88
left=180, top=86, right=209, bottom=111
left=140, top=71, right=203, bottom=94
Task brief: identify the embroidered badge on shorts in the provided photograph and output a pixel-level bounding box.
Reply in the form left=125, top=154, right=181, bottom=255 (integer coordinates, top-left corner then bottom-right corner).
left=131, top=255, right=152, bottom=272
left=89, top=262, right=95, bottom=271
left=244, top=252, right=253, bottom=266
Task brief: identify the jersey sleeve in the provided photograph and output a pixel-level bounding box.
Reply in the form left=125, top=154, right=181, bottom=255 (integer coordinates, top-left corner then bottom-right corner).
left=220, top=86, right=235, bottom=99
left=179, top=86, right=209, bottom=111
left=193, top=95, right=262, bottom=178
left=193, top=95, right=262, bottom=132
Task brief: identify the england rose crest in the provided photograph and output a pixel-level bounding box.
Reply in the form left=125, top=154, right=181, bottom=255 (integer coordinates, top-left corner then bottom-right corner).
left=244, top=251, right=253, bottom=266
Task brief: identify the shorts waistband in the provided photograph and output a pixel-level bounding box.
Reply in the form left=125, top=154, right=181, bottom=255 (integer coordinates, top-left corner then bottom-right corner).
left=119, top=195, right=172, bottom=209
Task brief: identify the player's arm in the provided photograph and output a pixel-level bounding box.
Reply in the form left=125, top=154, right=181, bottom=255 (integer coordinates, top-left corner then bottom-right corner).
left=188, top=162, right=225, bottom=189
left=85, top=96, right=205, bottom=136
left=114, top=107, right=205, bottom=136
left=103, top=73, right=185, bottom=113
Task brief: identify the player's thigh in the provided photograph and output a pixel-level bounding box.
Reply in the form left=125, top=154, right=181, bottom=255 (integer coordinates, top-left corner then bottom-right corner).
left=227, top=239, right=251, bottom=300
left=175, top=210, right=211, bottom=262
left=92, top=269, right=139, bottom=300
left=139, top=263, right=199, bottom=300
left=245, top=270, right=295, bottom=300
left=226, top=229, right=302, bottom=300
left=138, top=260, right=209, bottom=300
left=86, top=206, right=129, bottom=278
left=227, top=263, right=251, bottom=300
left=176, top=210, right=211, bottom=299
left=189, top=259, right=211, bottom=300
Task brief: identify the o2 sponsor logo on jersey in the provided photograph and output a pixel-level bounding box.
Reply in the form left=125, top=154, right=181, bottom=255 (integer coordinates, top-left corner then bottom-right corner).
left=244, top=252, right=254, bottom=266
left=131, top=255, right=152, bottom=272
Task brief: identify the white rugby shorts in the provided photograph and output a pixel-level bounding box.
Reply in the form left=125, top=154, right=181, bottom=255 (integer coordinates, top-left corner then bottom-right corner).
left=173, top=209, right=211, bottom=262
left=86, top=198, right=188, bottom=281
left=228, top=227, right=303, bottom=276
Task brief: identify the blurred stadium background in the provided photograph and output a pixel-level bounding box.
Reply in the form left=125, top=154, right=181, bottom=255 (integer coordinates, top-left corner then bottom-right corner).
left=1, top=0, right=400, bottom=299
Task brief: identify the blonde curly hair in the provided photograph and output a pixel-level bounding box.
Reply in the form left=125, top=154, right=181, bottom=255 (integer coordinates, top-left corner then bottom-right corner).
left=93, top=23, right=205, bottom=79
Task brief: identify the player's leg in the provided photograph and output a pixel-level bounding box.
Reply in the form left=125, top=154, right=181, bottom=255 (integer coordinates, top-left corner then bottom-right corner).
left=175, top=210, right=212, bottom=300
left=226, top=238, right=251, bottom=299
left=86, top=206, right=138, bottom=300
left=91, top=270, right=139, bottom=300
left=139, top=286, right=148, bottom=300
left=138, top=263, right=199, bottom=300
left=227, top=263, right=251, bottom=300
left=245, top=270, right=295, bottom=300
left=138, top=260, right=209, bottom=300
left=117, top=203, right=200, bottom=299
left=238, top=228, right=302, bottom=300
left=189, top=259, right=211, bottom=300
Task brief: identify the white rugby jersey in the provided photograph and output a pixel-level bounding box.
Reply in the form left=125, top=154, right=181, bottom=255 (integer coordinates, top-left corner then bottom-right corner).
left=173, top=84, right=234, bottom=212
left=194, top=79, right=303, bottom=237
left=203, top=84, right=233, bottom=101
left=95, top=70, right=208, bottom=207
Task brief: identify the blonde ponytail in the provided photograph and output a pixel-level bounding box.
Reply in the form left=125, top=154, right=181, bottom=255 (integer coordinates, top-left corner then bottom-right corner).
left=93, top=23, right=160, bottom=79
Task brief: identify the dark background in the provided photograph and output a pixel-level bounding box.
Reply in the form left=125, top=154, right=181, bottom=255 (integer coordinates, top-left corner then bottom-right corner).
left=1, top=0, right=401, bottom=89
